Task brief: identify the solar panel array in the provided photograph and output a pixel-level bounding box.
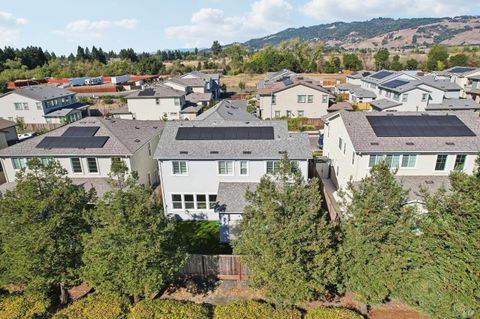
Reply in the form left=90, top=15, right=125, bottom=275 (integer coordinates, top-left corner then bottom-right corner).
left=366, top=115, right=476, bottom=137
left=370, top=71, right=393, bottom=79
left=382, top=79, right=409, bottom=89
left=36, top=136, right=109, bottom=149
left=138, top=88, right=155, bottom=96
left=62, top=126, right=99, bottom=137
left=176, top=126, right=275, bottom=140
left=36, top=125, right=109, bottom=149
left=282, top=78, right=294, bottom=86
left=449, top=67, right=475, bottom=74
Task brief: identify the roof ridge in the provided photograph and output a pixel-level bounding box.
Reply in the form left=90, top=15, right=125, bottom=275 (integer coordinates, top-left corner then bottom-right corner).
left=96, top=118, right=132, bottom=154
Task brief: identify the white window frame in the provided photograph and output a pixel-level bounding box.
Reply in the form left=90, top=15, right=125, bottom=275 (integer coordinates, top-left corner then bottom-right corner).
left=298, top=110, right=304, bottom=117
left=307, top=95, right=313, bottom=103
left=297, top=95, right=306, bottom=103
left=86, top=157, right=99, bottom=174
left=196, top=194, right=207, bottom=209
left=435, top=154, right=448, bottom=171
left=239, top=160, right=249, bottom=176
left=183, top=194, right=195, bottom=210
left=266, top=160, right=280, bottom=174
left=421, top=93, right=428, bottom=102
left=171, top=194, right=183, bottom=210
left=218, top=160, right=234, bottom=176
left=322, top=95, right=328, bottom=103
left=274, top=111, right=281, bottom=118
left=172, top=161, right=188, bottom=175
left=71, top=157, right=83, bottom=174
left=401, top=154, right=417, bottom=168
left=402, top=94, right=408, bottom=102
left=12, top=158, right=27, bottom=170
left=14, top=102, right=23, bottom=110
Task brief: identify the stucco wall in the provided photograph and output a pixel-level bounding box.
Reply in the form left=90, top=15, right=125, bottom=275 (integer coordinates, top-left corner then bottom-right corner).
left=127, top=97, right=184, bottom=120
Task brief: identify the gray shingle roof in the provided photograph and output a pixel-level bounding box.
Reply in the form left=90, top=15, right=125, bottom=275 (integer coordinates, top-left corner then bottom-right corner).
left=154, top=120, right=312, bottom=160
left=181, top=71, right=220, bottom=82
left=166, top=77, right=205, bottom=87
left=216, top=182, right=258, bottom=213
left=0, top=119, right=16, bottom=130
left=195, top=100, right=258, bottom=122
left=185, top=92, right=212, bottom=104
left=370, top=99, right=402, bottom=110
left=326, top=111, right=480, bottom=153
left=396, top=175, right=450, bottom=202
left=419, top=76, right=462, bottom=91
left=426, top=99, right=480, bottom=111
left=0, top=117, right=163, bottom=157
left=347, top=70, right=372, bottom=79
left=6, top=86, right=75, bottom=101
left=351, top=87, right=377, bottom=98
left=126, top=85, right=185, bottom=99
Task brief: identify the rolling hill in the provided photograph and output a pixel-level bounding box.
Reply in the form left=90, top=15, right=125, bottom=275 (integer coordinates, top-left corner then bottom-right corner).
left=242, top=16, right=480, bottom=50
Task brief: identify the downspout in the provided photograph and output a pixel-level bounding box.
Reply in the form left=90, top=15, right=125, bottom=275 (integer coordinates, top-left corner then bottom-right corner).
left=158, top=160, right=168, bottom=216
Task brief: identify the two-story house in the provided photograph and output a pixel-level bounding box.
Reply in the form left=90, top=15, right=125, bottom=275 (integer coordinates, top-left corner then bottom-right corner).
left=0, top=118, right=164, bottom=195
left=164, top=77, right=213, bottom=107
left=126, top=86, right=203, bottom=121
left=180, top=71, right=221, bottom=99
left=435, top=67, right=480, bottom=98
left=360, top=70, right=419, bottom=95
left=321, top=111, right=480, bottom=219
left=0, top=86, right=85, bottom=126
left=466, top=75, right=480, bottom=103
left=154, top=101, right=311, bottom=241
left=346, top=70, right=372, bottom=86
left=372, top=79, right=431, bottom=112
left=258, top=76, right=331, bottom=119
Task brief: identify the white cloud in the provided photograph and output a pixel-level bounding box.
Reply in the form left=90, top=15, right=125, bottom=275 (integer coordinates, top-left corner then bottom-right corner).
left=54, top=18, right=138, bottom=38
left=0, top=27, right=20, bottom=46
left=165, top=0, right=293, bottom=47
left=300, top=0, right=477, bottom=21
left=0, top=11, right=28, bottom=25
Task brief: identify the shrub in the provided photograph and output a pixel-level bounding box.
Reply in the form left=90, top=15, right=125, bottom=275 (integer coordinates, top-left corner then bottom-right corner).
left=128, top=299, right=209, bottom=319
left=305, top=307, right=363, bottom=319
left=52, top=294, right=127, bottom=319
left=0, top=293, right=50, bottom=319
left=213, top=300, right=302, bottom=319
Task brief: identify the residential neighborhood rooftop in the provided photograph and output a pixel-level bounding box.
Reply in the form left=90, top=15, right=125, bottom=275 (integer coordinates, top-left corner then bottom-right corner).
left=0, top=118, right=164, bottom=157
left=195, top=100, right=258, bottom=122
left=216, top=182, right=258, bottom=213
left=325, top=111, right=480, bottom=153
left=426, top=99, right=480, bottom=111
left=167, top=77, right=205, bottom=87
left=258, top=76, right=330, bottom=96
left=4, top=86, right=74, bottom=101
left=419, top=76, right=462, bottom=91
left=370, top=98, right=402, bottom=110
left=126, top=85, right=185, bottom=99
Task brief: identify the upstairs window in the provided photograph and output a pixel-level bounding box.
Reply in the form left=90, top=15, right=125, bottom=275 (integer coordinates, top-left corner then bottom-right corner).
left=322, top=95, right=328, bottom=103
left=23, top=102, right=29, bottom=110
left=14, top=103, right=23, bottom=110
left=266, top=161, right=280, bottom=174
left=297, top=95, right=306, bottom=103
left=36, top=102, right=42, bottom=110
left=338, top=137, right=343, bottom=150
left=421, top=93, right=428, bottom=102
left=71, top=158, right=83, bottom=173
left=218, top=160, right=233, bottom=175
left=86, top=158, right=98, bottom=173
left=435, top=154, right=448, bottom=171
left=172, top=161, right=188, bottom=175
left=401, top=154, right=417, bottom=168
left=240, top=161, right=249, bottom=176
left=368, top=154, right=385, bottom=167
left=454, top=155, right=467, bottom=171
left=272, top=95, right=276, bottom=105
left=174, top=98, right=180, bottom=106
left=307, top=95, right=313, bottom=103
left=402, top=94, right=408, bottom=102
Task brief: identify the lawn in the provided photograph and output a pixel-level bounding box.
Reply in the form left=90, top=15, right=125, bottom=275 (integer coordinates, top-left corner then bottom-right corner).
left=178, top=221, right=232, bottom=255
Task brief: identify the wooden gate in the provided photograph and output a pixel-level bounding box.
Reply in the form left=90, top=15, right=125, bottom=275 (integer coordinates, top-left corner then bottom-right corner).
left=181, top=254, right=248, bottom=281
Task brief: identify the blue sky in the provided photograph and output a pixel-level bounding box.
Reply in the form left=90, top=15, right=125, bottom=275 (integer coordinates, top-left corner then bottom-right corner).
left=0, top=0, right=479, bottom=55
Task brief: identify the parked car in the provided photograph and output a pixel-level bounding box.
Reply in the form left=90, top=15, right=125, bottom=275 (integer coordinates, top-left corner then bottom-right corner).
left=18, top=132, right=38, bottom=141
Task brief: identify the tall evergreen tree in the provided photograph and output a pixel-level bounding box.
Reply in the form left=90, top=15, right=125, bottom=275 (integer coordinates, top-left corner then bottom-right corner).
left=0, top=159, right=92, bottom=303
left=373, top=49, right=390, bottom=70
left=82, top=161, right=186, bottom=302
left=234, top=155, right=338, bottom=306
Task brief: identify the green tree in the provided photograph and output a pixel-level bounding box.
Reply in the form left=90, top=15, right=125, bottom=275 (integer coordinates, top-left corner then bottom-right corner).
left=427, top=44, right=448, bottom=71
left=82, top=161, right=187, bottom=302
left=233, top=155, right=338, bottom=306
left=405, top=58, right=419, bottom=70
left=340, top=163, right=416, bottom=304
left=397, top=165, right=480, bottom=319
left=211, top=40, right=222, bottom=56
left=373, top=49, right=390, bottom=70
left=0, top=159, right=92, bottom=303
left=390, top=55, right=403, bottom=71
left=449, top=53, right=468, bottom=67
left=323, top=56, right=341, bottom=73
left=342, top=53, right=362, bottom=71
left=238, top=81, right=246, bottom=91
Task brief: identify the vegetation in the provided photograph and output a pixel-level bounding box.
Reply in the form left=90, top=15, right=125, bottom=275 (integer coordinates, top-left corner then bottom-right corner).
left=233, top=155, right=338, bottom=306
left=0, top=292, right=51, bottom=319
left=0, top=159, right=93, bottom=303
left=213, top=300, right=302, bottom=319
left=178, top=221, right=232, bottom=254
left=128, top=299, right=210, bottom=319
left=52, top=293, right=128, bottom=319
left=427, top=44, right=449, bottom=70
left=305, top=307, right=363, bottom=319
left=81, top=161, right=187, bottom=302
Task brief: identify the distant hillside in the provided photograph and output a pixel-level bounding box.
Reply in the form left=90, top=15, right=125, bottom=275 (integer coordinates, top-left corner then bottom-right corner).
left=242, top=16, right=480, bottom=50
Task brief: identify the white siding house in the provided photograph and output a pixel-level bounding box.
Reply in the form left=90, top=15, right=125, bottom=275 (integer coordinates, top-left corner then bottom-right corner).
left=0, top=118, right=163, bottom=195
left=322, top=111, right=480, bottom=219
left=0, top=86, right=84, bottom=125
left=154, top=103, right=311, bottom=241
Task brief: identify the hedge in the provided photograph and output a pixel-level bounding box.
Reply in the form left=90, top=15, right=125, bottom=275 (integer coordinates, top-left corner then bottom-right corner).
left=0, top=293, right=50, bottom=319
left=52, top=294, right=128, bottom=319
left=305, top=307, right=363, bottom=319
left=128, top=299, right=210, bottom=319
left=213, top=300, right=302, bottom=319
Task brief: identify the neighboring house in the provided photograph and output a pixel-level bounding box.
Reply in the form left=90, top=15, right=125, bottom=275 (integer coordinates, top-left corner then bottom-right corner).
left=0, top=118, right=164, bottom=195
left=373, top=79, right=430, bottom=112
left=360, top=70, right=419, bottom=94
left=346, top=70, right=372, bottom=85
left=180, top=71, right=221, bottom=98
left=0, top=86, right=86, bottom=125
left=185, top=92, right=213, bottom=107
left=258, top=76, right=331, bottom=119
left=257, top=69, right=297, bottom=89
left=0, top=119, right=18, bottom=149
left=195, top=100, right=258, bottom=122
left=336, top=84, right=377, bottom=104
left=164, top=77, right=207, bottom=94
left=126, top=86, right=203, bottom=121
left=466, top=75, right=480, bottom=103
left=154, top=104, right=311, bottom=242
left=435, top=67, right=480, bottom=98
left=321, top=111, right=480, bottom=219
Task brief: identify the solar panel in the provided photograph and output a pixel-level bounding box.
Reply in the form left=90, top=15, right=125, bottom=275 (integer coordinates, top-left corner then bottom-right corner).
left=382, top=79, right=409, bottom=89
left=175, top=126, right=274, bottom=140
left=62, top=126, right=99, bottom=137
left=449, top=67, right=475, bottom=74
left=36, top=136, right=109, bottom=149
left=370, top=71, right=393, bottom=79
left=138, top=88, right=155, bottom=96
left=367, top=115, right=476, bottom=137
left=282, top=79, right=294, bottom=86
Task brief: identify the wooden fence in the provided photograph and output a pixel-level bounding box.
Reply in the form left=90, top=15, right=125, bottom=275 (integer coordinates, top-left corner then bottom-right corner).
left=181, top=254, right=248, bottom=281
